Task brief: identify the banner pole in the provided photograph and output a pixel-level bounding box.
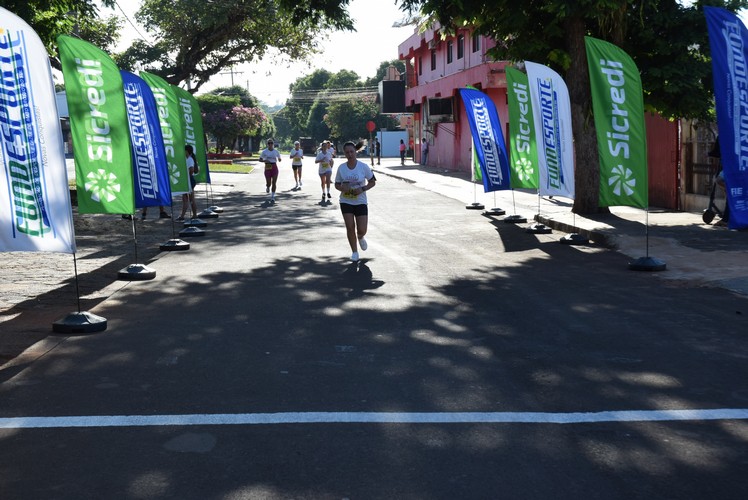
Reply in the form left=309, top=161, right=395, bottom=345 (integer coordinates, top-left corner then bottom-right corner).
left=503, top=189, right=526, bottom=224
left=527, top=191, right=551, bottom=234
left=52, top=252, right=108, bottom=334
left=199, top=182, right=218, bottom=218
left=132, top=217, right=139, bottom=265
left=73, top=253, right=82, bottom=314
left=628, top=206, right=665, bottom=271
left=159, top=196, right=191, bottom=251
left=646, top=209, right=650, bottom=258
left=118, top=213, right=156, bottom=280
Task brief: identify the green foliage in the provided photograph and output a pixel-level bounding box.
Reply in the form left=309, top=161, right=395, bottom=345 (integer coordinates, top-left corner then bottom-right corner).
left=277, top=0, right=355, bottom=30
left=307, top=100, right=331, bottom=143
left=323, top=95, right=378, bottom=140
left=274, top=65, right=399, bottom=144
left=197, top=87, right=272, bottom=152
left=5, top=0, right=119, bottom=69
left=364, top=59, right=407, bottom=86
left=196, top=94, right=240, bottom=115
left=117, top=0, right=350, bottom=91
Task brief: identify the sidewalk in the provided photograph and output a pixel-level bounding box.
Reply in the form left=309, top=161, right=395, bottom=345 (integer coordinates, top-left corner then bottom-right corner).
left=371, top=157, right=748, bottom=297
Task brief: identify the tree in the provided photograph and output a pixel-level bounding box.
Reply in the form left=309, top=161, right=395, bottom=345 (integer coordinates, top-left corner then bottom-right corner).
left=307, top=100, right=331, bottom=144
left=115, top=0, right=352, bottom=92
left=197, top=88, right=271, bottom=152
left=364, top=59, right=407, bottom=86
left=203, top=106, right=268, bottom=153
left=5, top=0, right=120, bottom=69
left=397, top=0, right=748, bottom=214
left=325, top=95, right=398, bottom=141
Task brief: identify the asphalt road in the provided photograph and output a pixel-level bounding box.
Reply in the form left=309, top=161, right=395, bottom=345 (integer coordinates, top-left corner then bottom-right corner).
left=1, top=171, right=747, bottom=499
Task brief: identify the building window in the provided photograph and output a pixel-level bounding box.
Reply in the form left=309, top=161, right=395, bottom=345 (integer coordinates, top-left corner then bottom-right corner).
left=472, top=33, right=480, bottom=53
left=418, top=56, right=422, bottom=75
left=447, top=40, right=453, bottom=64
left=430, top=49, right=436, bottom=70
left=457, top=35, right=464, bottom=59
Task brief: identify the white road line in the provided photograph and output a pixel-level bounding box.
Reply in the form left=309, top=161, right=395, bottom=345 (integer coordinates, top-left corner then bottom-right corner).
left=2, top=409, right=748, bottom=429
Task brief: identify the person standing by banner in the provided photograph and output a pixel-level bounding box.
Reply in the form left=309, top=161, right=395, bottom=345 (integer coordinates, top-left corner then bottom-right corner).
left=177, top=145, right=198, bottom=220
left=334, top=141, right=377, bottom=262
left=259, top=139, right=281, bottom=202
left=399, top=139, right=406, bottom=165
left=290, top=141, right=304, bottom=189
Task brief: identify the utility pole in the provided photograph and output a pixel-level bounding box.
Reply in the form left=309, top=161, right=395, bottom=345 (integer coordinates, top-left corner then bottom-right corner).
left=219, top=67, right=244, bottom=87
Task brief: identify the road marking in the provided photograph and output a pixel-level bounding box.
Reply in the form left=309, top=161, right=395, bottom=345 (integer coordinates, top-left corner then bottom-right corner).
left=1, top=409, right=748, bottom=429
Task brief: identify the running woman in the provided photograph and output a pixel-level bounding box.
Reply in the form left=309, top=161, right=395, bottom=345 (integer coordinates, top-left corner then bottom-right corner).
left=290, top=141, right=304, bottom=189
left=315, top=140, right=334, bottom=202
left=259, top=138, right=281, bottom=202
left=334, top=141, right=376, bottom=262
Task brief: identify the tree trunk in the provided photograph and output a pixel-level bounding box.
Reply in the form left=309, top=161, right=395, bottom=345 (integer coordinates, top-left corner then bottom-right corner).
left=565, top=15, right=601, bottom=214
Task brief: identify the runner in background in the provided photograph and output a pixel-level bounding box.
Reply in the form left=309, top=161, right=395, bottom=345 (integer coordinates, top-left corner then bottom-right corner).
left=290, top=141, right=304, bottom=189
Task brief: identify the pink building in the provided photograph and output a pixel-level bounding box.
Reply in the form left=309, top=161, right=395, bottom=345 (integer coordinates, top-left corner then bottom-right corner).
left=397, top=24, right=679, bottom=209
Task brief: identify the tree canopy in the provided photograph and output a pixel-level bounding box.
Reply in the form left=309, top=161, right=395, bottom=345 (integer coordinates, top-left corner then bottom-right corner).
left=197, top=86, right=273, bottom=152
left=5, top=0, right=120, bottom=70
left=273, top=68, right=398, bottom=145
left=114, top=0, right=353, bottom=92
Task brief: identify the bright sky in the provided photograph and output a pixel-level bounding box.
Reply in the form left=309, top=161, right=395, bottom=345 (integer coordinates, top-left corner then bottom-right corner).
left=108, top=0, right=414, bottom=105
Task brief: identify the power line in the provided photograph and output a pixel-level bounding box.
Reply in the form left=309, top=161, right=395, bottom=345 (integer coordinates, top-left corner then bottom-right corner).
left=284, top=86, right=379, bottom=103
left=114, top=0, right=153, bottom=47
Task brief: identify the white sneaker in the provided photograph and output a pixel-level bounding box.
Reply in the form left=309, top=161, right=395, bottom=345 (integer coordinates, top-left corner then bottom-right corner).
left=358, top=237, right=367, bottom=251
left=351, top=251, right=359, bottom=262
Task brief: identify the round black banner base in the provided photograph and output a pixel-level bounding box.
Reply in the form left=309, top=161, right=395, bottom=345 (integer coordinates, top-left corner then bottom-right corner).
left=199, top=209, right=219, bottom=219
left=179, top=226, right=206, bottom=238
left=159, top=239, right=190, bottom=251
left=560, top=233, right=589, bottom=245
left=628, top=256, right=667, bottom=272
left=184, top=218, right=207, bottom=228
left=488, top=207, right=506, bottom=216
left=118, top=263, right=156, bottom=281
left=209, top=205, right=224, bottom=213
left=527, top=223, right=552, bottom=234
left=52, top=311, right=107, bottom=334
left=504, top=215, right=527, bottom=224
left=466, top=202, right=485, bottom=210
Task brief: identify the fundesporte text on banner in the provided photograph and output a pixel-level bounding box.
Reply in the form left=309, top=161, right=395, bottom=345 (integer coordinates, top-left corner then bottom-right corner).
left=506, top=67, right=539, bottom=190
left=0, top=8, right=75, bottom=253
left=525, top=61, right=575, bottom=199
left=704, top=6, right=748, bottom=230
left=171, top=85, right=210, bottom=185
left=585, top=36, right=648, bottom=209
left=120, top=71, right=171, bottom=209
left=58, top=35, right=134, bottom=215
left=139, top=72, right=189, bottom=196
left=458, top=88, right=512, bottom=192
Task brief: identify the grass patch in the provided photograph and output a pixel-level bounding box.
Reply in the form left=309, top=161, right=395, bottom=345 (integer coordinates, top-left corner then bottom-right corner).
left=208, top=162, right=255, bottom=174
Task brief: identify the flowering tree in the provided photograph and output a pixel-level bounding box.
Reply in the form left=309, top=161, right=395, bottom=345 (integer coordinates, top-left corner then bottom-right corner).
left=203, top=106, right=268, bottom=152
